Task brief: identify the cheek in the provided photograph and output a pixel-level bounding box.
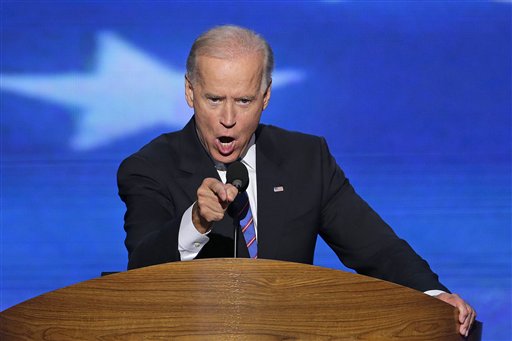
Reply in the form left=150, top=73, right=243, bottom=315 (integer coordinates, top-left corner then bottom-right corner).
left=238, top=112, right=261, bottom=137
left=195, top=115, right=216, bottom=139
left=245, top=110, right=262, bottom=129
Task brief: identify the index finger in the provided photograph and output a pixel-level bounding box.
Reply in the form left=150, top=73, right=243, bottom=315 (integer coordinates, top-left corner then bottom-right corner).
left=207, top=179, right=229, bottom=202
left=225, top=183, right=239, bottom=203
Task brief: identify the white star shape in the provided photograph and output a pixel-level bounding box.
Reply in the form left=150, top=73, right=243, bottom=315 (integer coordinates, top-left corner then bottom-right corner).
left=1, top=31, right=305, bottom=150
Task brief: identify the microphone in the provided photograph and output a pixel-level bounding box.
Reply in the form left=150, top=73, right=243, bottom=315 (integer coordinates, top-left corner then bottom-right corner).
left=226, top=161, right=249, bottom=193
left=226, top=161, right=249, bottom=258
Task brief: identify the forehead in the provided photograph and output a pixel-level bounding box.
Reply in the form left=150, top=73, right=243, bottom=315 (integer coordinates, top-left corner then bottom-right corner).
left=195, top=54, right=264, bottom=94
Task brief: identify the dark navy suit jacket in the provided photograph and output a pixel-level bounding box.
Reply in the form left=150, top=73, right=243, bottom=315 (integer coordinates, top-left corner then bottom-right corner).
left=117, top=117, right=448, bottom=292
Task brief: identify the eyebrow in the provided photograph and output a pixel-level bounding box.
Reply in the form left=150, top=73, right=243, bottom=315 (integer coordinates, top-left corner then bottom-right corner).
left=235, top=95, right=256, bottom=101
left=204, top=94, right=257, bottom=101
left=205, top=93, right=225, bottom=99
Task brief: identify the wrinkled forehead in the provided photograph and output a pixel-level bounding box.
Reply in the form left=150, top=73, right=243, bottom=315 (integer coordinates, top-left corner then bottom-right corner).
left=197, top=52, right=264, bottom=71
left=194, top=53, right=267, bottom=91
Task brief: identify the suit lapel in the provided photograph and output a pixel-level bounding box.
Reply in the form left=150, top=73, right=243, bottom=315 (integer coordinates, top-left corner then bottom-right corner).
left=173, top=118, right=220, bottom=202
left=255, top=125, right=289, bottom=260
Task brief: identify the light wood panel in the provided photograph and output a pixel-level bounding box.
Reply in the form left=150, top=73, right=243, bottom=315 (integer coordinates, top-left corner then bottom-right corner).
left=0, top=259, right=476, bottom=340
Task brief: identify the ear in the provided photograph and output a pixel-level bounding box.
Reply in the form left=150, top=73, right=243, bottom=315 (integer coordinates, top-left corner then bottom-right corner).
left=185, top=76, right=194, bottom=108
left=262, top=79, right=272, bottom=110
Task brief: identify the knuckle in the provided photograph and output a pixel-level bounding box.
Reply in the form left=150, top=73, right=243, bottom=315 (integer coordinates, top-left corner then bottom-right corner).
left=203, top=177, right=214, bottom=184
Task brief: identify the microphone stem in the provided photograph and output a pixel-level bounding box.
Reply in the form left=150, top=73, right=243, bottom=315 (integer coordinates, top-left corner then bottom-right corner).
left=233, top=219, right=238, bottom=258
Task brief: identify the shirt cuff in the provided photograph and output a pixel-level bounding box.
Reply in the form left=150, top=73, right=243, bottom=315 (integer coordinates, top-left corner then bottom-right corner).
left=178, top=203, right=210, bottom=261
left=424, top=290, right=446, bottom=297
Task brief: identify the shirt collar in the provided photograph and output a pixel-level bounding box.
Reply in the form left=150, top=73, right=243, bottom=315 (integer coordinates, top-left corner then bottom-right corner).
left=240, top=134, right=256, bottom=171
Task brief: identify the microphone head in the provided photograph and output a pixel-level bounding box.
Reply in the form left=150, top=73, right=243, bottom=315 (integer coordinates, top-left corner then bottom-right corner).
left=226, top=161, right=249, bottom=193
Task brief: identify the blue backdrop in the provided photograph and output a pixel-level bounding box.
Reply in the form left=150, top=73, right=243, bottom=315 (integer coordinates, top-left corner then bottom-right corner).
left=1, top=2, right=510, bottom=340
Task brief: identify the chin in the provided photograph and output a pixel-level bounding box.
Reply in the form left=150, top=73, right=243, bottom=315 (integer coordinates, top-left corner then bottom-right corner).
left=216, top=154, right=238, bottom=164
left=222, top=157, right=238, bottom=164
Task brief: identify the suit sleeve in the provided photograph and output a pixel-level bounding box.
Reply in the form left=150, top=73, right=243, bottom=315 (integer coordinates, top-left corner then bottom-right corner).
left=117, top=155, right=182, bottom=269
left=317, top=138, right=449, bottom=292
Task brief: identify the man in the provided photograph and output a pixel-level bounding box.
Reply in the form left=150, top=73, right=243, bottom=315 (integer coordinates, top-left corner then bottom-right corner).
left=118, top=25, right=475, bottom=336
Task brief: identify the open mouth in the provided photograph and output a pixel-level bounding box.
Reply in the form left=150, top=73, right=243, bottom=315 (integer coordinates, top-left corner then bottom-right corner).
left=216, top=136, right=236, bottom=155
left=219, top=136, right=234, bottom=144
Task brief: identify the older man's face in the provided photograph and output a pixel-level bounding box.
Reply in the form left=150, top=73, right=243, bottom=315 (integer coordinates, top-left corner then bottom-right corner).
left=185, top=53, right=271, bottom=164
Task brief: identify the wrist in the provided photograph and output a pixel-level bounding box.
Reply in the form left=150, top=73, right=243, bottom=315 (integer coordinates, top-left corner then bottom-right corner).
left=192, top=202, right=212, bottom=234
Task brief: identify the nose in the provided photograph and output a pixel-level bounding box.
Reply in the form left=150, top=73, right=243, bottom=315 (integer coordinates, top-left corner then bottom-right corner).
left=220, top=102, right=236, bottom=128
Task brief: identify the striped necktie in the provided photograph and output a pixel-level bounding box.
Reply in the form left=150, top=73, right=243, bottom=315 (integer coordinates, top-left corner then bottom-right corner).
left=232, top=192, right=257, bottom=259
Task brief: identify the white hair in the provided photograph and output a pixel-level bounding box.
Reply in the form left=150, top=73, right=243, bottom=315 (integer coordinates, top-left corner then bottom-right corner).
left=186, top=25, right=274, bottom=90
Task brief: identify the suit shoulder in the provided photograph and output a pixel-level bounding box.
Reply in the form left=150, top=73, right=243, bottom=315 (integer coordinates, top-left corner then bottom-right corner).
left=258, top=124, right=326, bottom=151
left=119, top=130, right=181, bottom=171
left=255, top=124, right=332, bottom=170
left=259, top=124, right=324, bottom=144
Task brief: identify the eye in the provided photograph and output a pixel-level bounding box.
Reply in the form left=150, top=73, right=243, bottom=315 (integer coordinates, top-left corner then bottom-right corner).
left=237, top=98, right=252, bottom=105
left=207, top=96, right=221, bottom=104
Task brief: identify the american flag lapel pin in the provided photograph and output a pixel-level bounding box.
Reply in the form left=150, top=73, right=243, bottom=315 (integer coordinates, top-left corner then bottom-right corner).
left=273, top=186, right=284, bottom=192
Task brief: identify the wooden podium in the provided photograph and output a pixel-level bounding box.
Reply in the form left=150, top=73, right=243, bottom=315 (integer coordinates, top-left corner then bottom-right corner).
left=1, top=259, right=480, bottom=340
